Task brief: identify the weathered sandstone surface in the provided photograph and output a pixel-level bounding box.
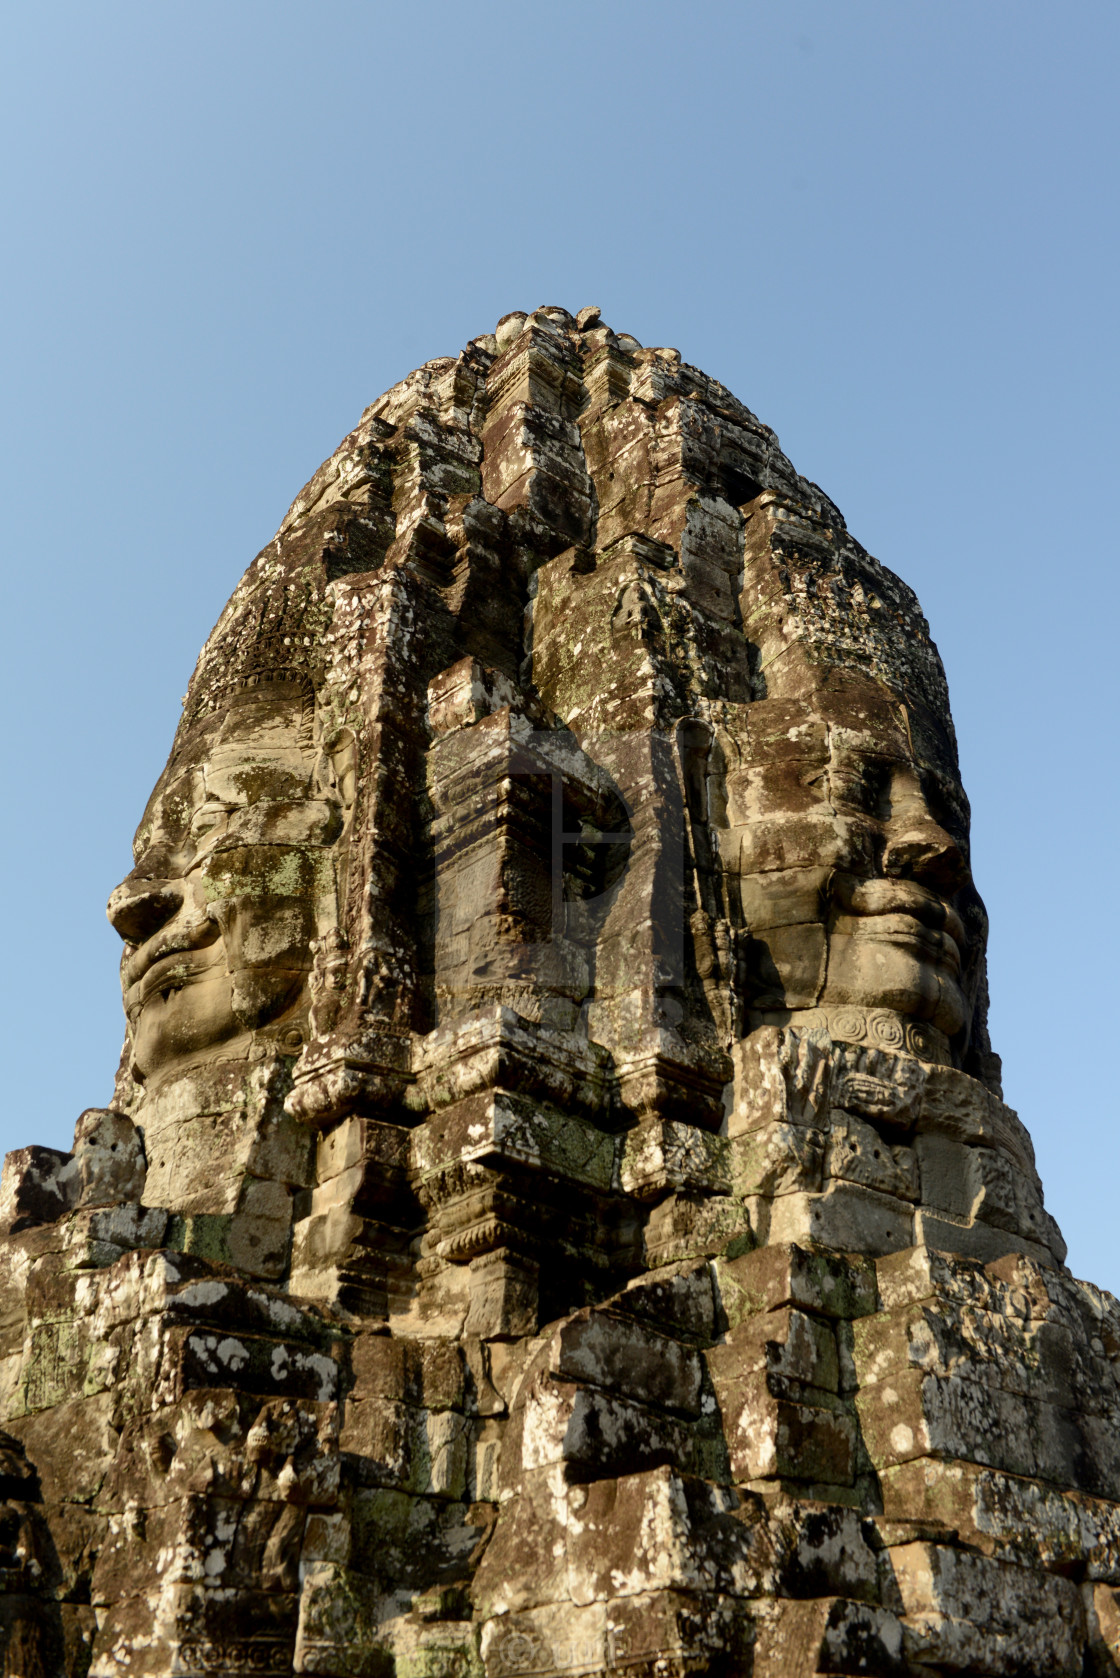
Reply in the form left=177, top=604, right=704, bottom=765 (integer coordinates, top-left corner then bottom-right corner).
left=1, top=305, right=1111, bottom=1677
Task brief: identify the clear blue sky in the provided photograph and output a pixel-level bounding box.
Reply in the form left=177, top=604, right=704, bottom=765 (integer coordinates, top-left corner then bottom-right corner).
left=2, top=2, right=1117, bottom=1287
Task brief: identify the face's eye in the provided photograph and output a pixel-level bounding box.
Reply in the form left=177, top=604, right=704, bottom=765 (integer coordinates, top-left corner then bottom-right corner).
left=190, top=803, right=233, bottom=841
left=830, top=758, right=893, bottom=822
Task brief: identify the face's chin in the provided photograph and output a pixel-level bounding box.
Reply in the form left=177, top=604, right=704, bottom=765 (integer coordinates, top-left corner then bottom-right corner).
left=129, top=966, right=241, bottom=1081
left=127, top=942, right=307, bottom=1084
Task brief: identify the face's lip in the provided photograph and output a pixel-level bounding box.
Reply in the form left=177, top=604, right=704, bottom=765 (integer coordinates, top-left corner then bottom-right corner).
left=833, top=874, right=966, bottom=952
left=123, top=914, right=220, bottom=1005
left=831, top=876, right=965, bottom=982
left=837, top=913, right=963, bottom=980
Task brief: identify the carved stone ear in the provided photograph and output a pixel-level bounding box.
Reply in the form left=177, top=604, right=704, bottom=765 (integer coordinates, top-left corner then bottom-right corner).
left=316, top=728, right=357, bottom=809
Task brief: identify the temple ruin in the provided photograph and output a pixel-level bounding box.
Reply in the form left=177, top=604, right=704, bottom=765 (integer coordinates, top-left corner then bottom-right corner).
left=0, top=306, right=1112, bottom=1677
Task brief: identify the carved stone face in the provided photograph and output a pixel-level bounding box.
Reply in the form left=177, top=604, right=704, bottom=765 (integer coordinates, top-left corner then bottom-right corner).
left=718, top=671, right=984, bottom=1043
left=107, top=679, right=348, bottom=1087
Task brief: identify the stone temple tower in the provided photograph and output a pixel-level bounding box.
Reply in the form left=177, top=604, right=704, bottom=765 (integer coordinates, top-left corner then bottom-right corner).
left=0, top=306, right=1114, bottom=1677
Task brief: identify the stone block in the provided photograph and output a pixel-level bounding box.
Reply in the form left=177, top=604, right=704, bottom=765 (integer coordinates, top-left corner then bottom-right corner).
left=470, top=1464, right=570, bottom=1615
left=855, top=1366, right=1054, bottom=1480
left=714, top=1242, right=878, bottom=1326
left=290, top=1204, right=364, bottom=1271
left=614, top=1261, right=717, bottom=1342
left=878, top=1457, right=1103, bottom=1571
left=914, top=1206, right=1056, bottom=1269
left=67, top=1109, right=147, bottom=1208
left=1087, top=1583, right=1120, bottom=1672
left=1013, top=1173, right=1067, bottom=1262
left=316, top=1115, right=368, bottom=1182
left=643, top=1189, right=753, bottom=1268
left=151, top=1263, right=339, bottom=1351
left=65, top=1202, right=169, bottom=1266
left=915, top=1131, right=1031, bottom=1240
left=300, top=1511, right=350, bottom=1568
left=711, top=1307, right=839, bottom=1393
left=340, top=1398, right=470, bottom=1499
left=473, top=1420, right=504, bottom=1501
left=5, top=1393, right=117, bottom=1502
left=229, top=1211, right=293, bottom=1280
left=729, top=1121, right=824, bottom=1197
left=769, top=1181, right=914, bottom=1256
left=480, top=1600, right=605, bottom=1678
left=753, top=1595, right=905, bottom=1678
left=917, top=1065, right=1037, bottom=1173
left=312, top=1116, right=410, bottom=1218
left=94, top=1583, right=300, bottom=1678
left=461, top=1339, right=506, bottom=1417
left=156, top=1325, right=339, bottom=1406
left=94, top=1493, right=306, bottom=1599
left=733, top=864, right=830, bottom=934
left=349, top=1333, right=464, bottom=1411
left=765, top=1497, right=881, bottom=1604
left=874, top=1244, right=991, bottom=1312
left=750, top=923, right=829, bottom=1009
left=889, top=1541, right=1084, bottom=1675
left=348, top=1489, right=487, bottom=1594
left=294, top=1562, right=385, bottom=1678
left=109, top=1392, right=334, bottom=1511
left=415, top=1091, right=615, bottom=1194
left=243, top=1105, right=316, bottom=1191
left=0, top=1147, right=73, bottom=1234
left=465, top=1250, right=539, bottom=1340
left=428, top=656, right=524, bottom=736
left=604, top=1588, right=754, bottom=1673
left=830, top=1042, right=927, bottom=1129
left=854, top=1293, right=1079, bottom=1409
left=827, top=1113, right=918, bottom=1202
left=619, top=1118, right=729, bottom=1200
left=1077, top=1409, right=1120, bottom=1503
left=576, top=1468, right=780, bottom=1603
left=0, top=1234, right=39, bottom=1365
left=550, top=1308, right=703, bottom=1414
left=167, top=1201, right=294, bottom=1281
left=141, top=1108, right=250, bottom=1217
left=729, top=1027, right=832, bottom=1134
left=511, top=1369, right=691, bottom=1485
left=308, top=1162, right=366, bottom=1219
left=612, top=1037, right=731, bottom=1133
left=914, top=1132, right=979, bottom=1222
left=707, top=1355, right=855, bottom=1486
left=377, top=1613, right=482, bottom=1678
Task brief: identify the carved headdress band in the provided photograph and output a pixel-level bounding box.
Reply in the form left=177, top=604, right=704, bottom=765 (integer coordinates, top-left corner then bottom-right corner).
left=179, top=566, right=330, bottom=732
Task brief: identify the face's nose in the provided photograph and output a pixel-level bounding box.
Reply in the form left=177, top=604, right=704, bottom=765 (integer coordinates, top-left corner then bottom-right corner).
left=883, top=819, right=968, bottom=894
left=106, top=874, right=184, bottom=945
left=881, top=767, right=969, bottom=894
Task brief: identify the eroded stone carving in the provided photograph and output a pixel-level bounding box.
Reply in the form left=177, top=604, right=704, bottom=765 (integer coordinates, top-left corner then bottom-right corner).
left=0, top=305, right=1108, bottom=1678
